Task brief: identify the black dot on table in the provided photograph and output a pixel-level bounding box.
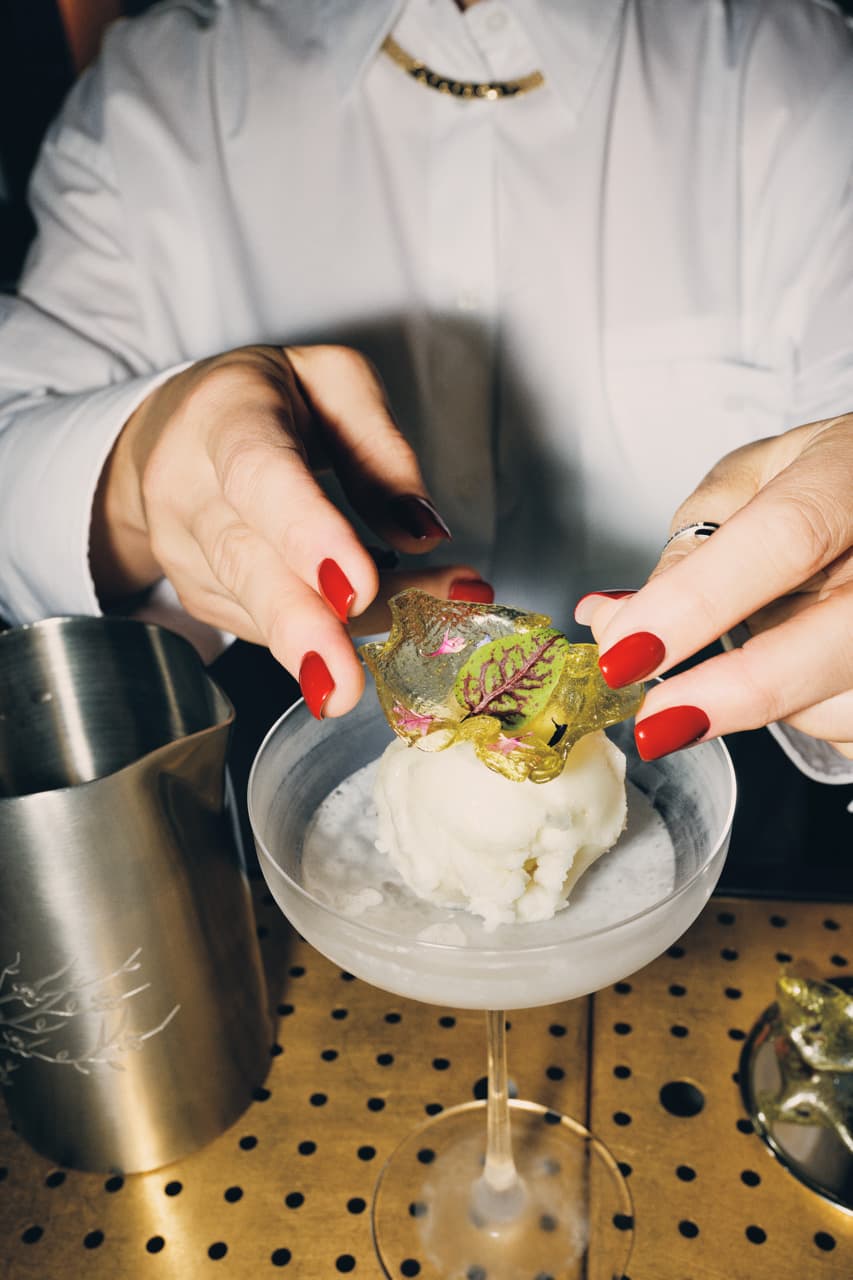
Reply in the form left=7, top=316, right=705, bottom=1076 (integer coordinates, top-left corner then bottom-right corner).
left=321, top=1049, right=338, bottom=1062
left=769, top=915, right=787, bottom=928
left=676, top=1165, right=696, bottom=1182
left=544, top=1111, right=561, bottom=1126
left=331, top=1008, right=348, bottom=1020
left=732, top=1071, right=740, bottom=1085
left=285, top=1192, right=304, bottom=1208
left=271, top=1247, right=292, bottom=1266
left=84, top=1230, right=104, bottom=1249
left=340, top=971, right=356, bottom=982
left=613, top=1111, right=632, bottom=1127
left=22, top=1226, right=43, bottom=1244
left=336, top=1255, right=356, bottom=1272
left=670, top=1025, right=689, bottom=1039
left=830, top=954, right=849, bottom=967
left=613, top=1064, right=631, bottom=1079
left=546, top=1066, right=565, bottom=1081
left=678, top=1220, right=699, bottom=1239
left=473, top=1076, right=488, bottom=1100
left=367, top=1098, right=385, bottom=1112
left=146, top=1236, right=165, bottom=1254
left=239, top=1135, right=258, bottom=1151
left=741, top=1170, right=761, bottom=1187
left=417, top=1148, right=435, bottom=1165
left=823, top=919, right=840, bottom=932
left=549, top=1023, right=567, bottom=1037
left=253, top=1086, right=271, bottom=1102
left=614, top=982, right=632, bottom=994
left=540, top=1214, right=558, bottom=1232
left=425, top=1103, right=443, bottom=1116
left=746, top=1226, right=766, bottom=1245
left=288, top=965, right=305, bottom=978
left=668, top=983, right=686, bottom=997
left=725, top=987, right=742, bottom=999
left=728, top=1029, right=746, bottom=1042
left=717, top=911, right=735, bottom=925
left=409, top=1201, right=428, bottom=1218
left=208, top=1241, right=228, bottom=1260
left=432, top=1058, right=451, bottom=1071
left=660, top=1081, right=705, bottom=1118
left=385, top=1012, right=402, bottom=1024
left=401, top=1260, right=421, bottom=1276
left=377, top=1053, right=394, bottom=1066
left=165, top=1181, right=183, bottom=1196
left=270, top=1043, right=284, bottom=1058
left=45, top=1171, right=66, bottom=1188
left=224, top=1186, right=243, bottom=1203
left=358, top=1146, right=376, bottom=1162
left=310, top=1092, right=327, bottom=1107
left=618, top=1162, right=632, bottom=1177
left=256, top=926, right=269, bottom=939
left=105, top=1174, right=124, bottom=1192
left=614, top=1022, right=632, bottom=1036
left=467, top=1268, right=486, bottom=1280
left=278, top=1003, right=294, bottom=1017
left=667, top=945, right=685, bottom=958
left=775, top=952, right=792, bottom=964
left=721, top=948, right=738, bottom=961
left=737, top=1119, right=754, bottom=1134
left=613, top=1213, right=633, bottom=1231
left=348, top=1197, right=367, bottom=1215
left=814, top=1232, right=836, bottom=1252
left=439, top=1015, right=456, bottom=1028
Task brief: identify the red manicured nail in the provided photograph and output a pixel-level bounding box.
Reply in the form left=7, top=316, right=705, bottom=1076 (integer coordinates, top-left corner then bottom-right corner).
left=576, top=589, right=636, bottom=608
left=635, top=706, right=711, bottom=761
left=299, top=651, right=335, bottom=719
left=318, top=558, right=355, bottom=624
left=599, top=631, right=665, bottom=688
left=391, top=494, right=452, bottom=541
left=449, top=578, right=494, bottom=603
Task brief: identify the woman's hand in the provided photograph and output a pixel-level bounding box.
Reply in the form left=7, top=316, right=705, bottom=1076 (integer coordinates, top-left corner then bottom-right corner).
left=91, top=344, right=490, bottom=717
left=574, top=413, right=853, bottom=760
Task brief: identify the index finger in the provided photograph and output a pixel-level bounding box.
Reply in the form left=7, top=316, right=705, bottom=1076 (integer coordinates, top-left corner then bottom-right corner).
left=588, top=424, right=853, bottom=689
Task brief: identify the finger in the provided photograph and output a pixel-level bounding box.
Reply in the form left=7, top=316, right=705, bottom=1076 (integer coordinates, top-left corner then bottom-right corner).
left=286, top=345, right=453, bottom=550
left=205, top=410, right=380, bottom=623
left=632, top=587, right=853, bottom=757
left=782, top=688, right=853, bottom=753
left=350, top=565, right=494, bottom=637
left=189, top=506, right=365, bottom=716
left=588, top=424, right=853, bottom=688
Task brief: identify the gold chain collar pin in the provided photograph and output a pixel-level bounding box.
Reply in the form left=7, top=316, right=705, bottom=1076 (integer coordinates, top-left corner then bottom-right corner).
left=381, top=34, right=545, bottom=100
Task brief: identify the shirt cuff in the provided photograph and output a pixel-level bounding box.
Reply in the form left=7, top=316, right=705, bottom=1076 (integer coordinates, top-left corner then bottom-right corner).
left=0, top=364, right=189, bottom=625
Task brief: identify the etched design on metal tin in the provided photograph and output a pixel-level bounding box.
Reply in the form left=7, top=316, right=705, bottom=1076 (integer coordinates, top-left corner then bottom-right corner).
left=0, top=949, right=180, bottom=1083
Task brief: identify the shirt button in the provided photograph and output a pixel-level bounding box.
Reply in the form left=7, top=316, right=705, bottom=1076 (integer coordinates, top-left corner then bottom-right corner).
left=456, top=289, right=480, bottom=311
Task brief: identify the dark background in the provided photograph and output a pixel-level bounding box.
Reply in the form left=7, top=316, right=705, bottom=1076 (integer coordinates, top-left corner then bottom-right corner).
left=1, top=0, right=852, bottom=899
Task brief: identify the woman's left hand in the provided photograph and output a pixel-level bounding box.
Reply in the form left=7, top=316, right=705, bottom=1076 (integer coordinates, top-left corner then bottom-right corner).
left=574, top=413, right=853, bottom=761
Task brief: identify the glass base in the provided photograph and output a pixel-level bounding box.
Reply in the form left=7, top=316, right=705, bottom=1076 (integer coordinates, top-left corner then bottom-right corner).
left=372, top=1100, right=633, bottom=1280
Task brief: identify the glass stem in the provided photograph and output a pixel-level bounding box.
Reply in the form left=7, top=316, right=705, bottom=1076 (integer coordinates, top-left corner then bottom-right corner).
left=483, top=1009, right=519, bottom=1192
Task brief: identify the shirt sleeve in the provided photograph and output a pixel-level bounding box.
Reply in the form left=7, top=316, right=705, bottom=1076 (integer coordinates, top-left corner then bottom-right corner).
left=0, top=58, right=184, bottom=626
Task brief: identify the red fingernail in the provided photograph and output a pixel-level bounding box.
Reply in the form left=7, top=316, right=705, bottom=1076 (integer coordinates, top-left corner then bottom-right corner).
left=599, top=631, right=666, bottom=688
left=449, top=578, right=495, bottom=604
left=299, top=651, right=335, bottom=719
left=576, top=589, right=636, bottom=608
left=318, top=558, right=355, bottom=624
left=635, top=706, right=711, bottom=761
left=391, top=494, right=452, bottom=541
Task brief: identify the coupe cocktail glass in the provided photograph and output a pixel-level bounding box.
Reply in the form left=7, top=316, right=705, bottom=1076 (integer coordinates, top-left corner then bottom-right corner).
left=248, top=687, right=736, bottom=1280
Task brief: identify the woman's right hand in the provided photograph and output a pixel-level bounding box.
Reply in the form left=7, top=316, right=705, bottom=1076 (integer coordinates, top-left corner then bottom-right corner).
left=91, top=344, right=489, bottom=716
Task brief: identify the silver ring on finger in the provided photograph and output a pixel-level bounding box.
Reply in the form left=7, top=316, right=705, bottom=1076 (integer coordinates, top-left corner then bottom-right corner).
left=663, top=520, right=721, bottom=552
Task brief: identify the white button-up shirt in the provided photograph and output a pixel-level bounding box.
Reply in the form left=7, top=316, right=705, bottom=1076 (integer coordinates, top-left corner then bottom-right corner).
left=1, top=0, right=852, bottom=639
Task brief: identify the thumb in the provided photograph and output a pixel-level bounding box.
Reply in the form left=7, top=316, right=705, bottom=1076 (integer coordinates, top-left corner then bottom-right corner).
left=350, top=565, right=494, bottom=637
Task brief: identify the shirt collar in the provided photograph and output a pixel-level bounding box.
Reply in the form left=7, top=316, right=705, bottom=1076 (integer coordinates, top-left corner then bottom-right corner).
left=259, top=0, right=624, bottom=118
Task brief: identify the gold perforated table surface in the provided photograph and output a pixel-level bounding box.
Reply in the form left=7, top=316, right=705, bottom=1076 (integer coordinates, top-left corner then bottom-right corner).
left=1, top=895, right=851, bottom=1280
